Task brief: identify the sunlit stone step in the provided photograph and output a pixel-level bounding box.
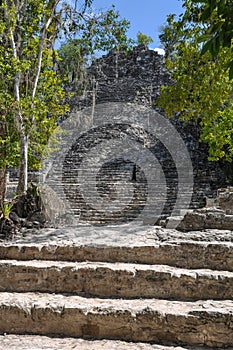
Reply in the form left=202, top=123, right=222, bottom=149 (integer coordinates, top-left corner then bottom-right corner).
left=0, top=260, right=232, bottom=300
left=0, top=292, right=232, bottom=347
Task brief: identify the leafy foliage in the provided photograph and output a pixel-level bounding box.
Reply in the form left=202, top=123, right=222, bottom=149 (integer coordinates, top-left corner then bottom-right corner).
left=0, top=0, right=74, bottom=193
left=0, top=201, right=13, bottom=220
left=58, top=5, right=132, bottom=87
left=158, top=0, right=233, bottom=162
left=186, top=0, right=233, bottom=78
left=0, top=0, right=133, bottom=194
left=136, top=31, right=153, bottom=47
left=159, top=14, right=184, bottom=58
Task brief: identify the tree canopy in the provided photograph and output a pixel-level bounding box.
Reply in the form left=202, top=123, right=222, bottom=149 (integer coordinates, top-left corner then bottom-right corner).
left=0, top=0, right=133, bottom=202
left=0, top=0, right=73, bottom=195
left=158, top=0, right=233, bottom=162
left=58, top=5, right=132, bottom=86
left=190, top=0, right=233, bottom=78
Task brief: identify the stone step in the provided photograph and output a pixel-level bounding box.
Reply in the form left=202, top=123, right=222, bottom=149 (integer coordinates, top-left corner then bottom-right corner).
left=0, top=334, right=228, bottom=350
left=0, top=239, right=233, bottom=271
left=0, top=292, right=232, bottom=347
left=0, top=260, right=233, bottom=300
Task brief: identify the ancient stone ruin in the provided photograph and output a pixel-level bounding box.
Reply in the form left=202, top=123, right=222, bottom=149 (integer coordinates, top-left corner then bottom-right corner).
left=41, top=44, right=228, bottom=225
left=168, top=186, right=233, bottom=231
left=2, top=44, right=233, bottom=350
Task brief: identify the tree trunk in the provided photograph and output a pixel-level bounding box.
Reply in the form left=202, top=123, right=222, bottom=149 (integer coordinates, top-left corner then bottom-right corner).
left=0, top=168, right=7, bottom=208
left=17, top=132, right=28, bottom=194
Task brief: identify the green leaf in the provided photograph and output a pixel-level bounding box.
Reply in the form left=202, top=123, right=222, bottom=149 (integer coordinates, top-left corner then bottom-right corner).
left=212, top=35, right=220, bottom=56
left=200, top=6, right=212, bottom=21
left=218, top=0, right=227, bottom=15
left=197, top=34, right=212, bottom=43
left=229, top=61, right=233, bottom=80
left=201, top=39, right=213, bottom=55
left=158, top=3, right=233, bottom=162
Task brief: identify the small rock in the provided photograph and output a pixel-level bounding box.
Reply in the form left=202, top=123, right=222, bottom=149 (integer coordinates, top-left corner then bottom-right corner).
left=9, top=211, right=21, bottom=224
left=23, top=220, right=33, bottom=229
left=32, top=221, right=41, bottom=228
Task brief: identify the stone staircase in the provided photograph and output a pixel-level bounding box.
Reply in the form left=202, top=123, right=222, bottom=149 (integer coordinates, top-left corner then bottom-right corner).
left=0, top=225, right=233, bottom=349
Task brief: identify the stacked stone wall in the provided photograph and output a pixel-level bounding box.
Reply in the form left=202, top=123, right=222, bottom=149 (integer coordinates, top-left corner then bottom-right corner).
left=36, top=45, right=229, bottom=224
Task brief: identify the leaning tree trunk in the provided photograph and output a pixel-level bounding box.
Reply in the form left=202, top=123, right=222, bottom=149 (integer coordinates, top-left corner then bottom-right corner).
left=0, top=111, right=7, bottom=207
left=0, top=168, right=7, bottom=208
left=9, top=27, right=28, bottom=195
left=17, top=132, right=28, bottom=195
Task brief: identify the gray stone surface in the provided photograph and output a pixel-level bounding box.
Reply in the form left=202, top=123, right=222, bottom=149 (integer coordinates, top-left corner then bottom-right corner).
left=0, top=335, right=223, bottom=350
left=1, top=224, right=233, bottom=270
left=1, top=259, right=233, bottom=300
left=165, top=208, right=233, bottom=231
left=164, top=188, right=233, bottom=231
left=217, top=187, right=233, bottom=212
left=1, top=224, right=233, bottom=347
left=79, top=45, right=227, bottom=207
left=40, top=45, right=228, bottom=226
left=0, top=292, right=233, bottom=347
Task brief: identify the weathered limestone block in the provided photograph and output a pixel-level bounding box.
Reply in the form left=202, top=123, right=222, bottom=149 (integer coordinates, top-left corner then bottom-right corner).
left=0, top=225, right=233, bottom=348
left=217, top=187, right=233, bottom=212
left=1, top=259, right=233, bottom=300
left=0, top=335, right=202, bottom=350
left=1, top=226, right=233, bottom=270
left=164, top=187, right=233, bottom=231
left=164, top=207, right=233, bottom=231
left=0, top=292, right=233, bottom=347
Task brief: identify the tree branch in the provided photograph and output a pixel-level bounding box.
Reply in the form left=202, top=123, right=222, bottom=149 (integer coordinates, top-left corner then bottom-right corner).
left=32, top=0, right=60, bottom=100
